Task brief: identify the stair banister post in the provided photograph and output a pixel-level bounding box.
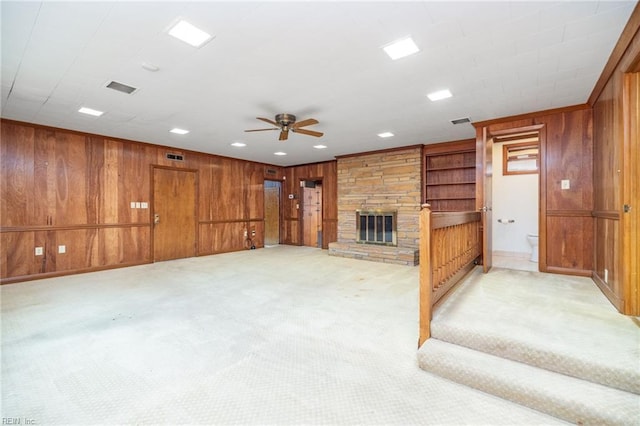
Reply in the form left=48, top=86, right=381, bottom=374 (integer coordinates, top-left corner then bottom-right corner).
left=419, top=203, right=432, bottom=347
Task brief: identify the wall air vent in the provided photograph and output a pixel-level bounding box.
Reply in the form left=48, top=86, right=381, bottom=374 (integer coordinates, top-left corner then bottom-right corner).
left=106, top=80, right=138, bottom=94
left=450, top=117, right=471, bottom=125
left=166, top=153, right=184, bottom=161
left=265, top=168, right=277, bottom=176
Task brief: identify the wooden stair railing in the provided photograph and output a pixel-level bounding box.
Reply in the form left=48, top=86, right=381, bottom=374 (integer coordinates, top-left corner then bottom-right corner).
left=419, top=204, right=481, bottom=346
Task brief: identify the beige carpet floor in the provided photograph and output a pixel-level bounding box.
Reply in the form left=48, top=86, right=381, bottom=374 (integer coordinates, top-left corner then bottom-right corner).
left=431, top=267, right=640, bottom=394
left=421, top=266, right=640, bottom=425
left=0, top=246, right=565, bottom=425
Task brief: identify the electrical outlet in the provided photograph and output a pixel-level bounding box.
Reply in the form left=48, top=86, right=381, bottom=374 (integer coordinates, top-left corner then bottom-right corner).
left=141, top=202, right=148, bottom=209
left=604, top=268, right=608, bottom=283
left=561, top=179, right=570, bottom=190
left=35, top=247, right=43, bottom=256
left=58, top=245, right=66, bottom=254
left=135, top=202, right=141, bottom=208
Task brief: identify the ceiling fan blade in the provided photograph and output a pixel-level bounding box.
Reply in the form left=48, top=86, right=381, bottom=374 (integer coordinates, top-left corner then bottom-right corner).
left=291, top=118, right=318, bottom=129
left=279, top=130, right=288, bottom=141
left=291, top=128, right=323, bottom=137
left=257, top=117, right=279, bottom=126
left=245, top=128, right=279, bottom=132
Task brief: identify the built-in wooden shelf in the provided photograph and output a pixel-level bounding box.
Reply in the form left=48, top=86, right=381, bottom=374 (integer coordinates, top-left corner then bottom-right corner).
left=423, top=139, right=477, bottom=212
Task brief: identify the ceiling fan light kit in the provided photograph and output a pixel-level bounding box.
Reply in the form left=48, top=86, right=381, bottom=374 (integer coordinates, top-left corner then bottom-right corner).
left=245, top=113, right=323, bottom=141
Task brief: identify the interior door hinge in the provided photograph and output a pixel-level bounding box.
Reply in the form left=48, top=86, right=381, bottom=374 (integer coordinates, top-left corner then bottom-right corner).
left=623, top=204, right=632, bottom=213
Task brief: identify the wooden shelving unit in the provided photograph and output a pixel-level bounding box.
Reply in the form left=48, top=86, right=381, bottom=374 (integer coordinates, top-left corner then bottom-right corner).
left=423, top=139, right=477, bottom=212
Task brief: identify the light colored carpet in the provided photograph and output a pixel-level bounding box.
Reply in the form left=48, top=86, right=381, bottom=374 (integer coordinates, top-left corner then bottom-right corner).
left=1, top=246, right=563, bottom=425
left=419, top=339, right=639, bottom=425
left=419, top=266, right=640, bottom=425
left=431, top=267, right=640, bottom=393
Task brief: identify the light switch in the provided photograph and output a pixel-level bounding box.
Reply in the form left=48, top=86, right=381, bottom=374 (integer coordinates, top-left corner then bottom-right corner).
left=58, top=245, right=66, bottom=254
left=35, top=247, right=43, bottom=256
left=141, top=202, right=148, bottom=209
left=561, top=179, right=570, bottom=189
left=130, top=202, right=136, bottom=209
left=135, top=202, right=141, bottom=208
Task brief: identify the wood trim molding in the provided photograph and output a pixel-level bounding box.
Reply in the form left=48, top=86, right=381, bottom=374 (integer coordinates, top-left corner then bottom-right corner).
left=489, top=124, right=545, bottom=137
left=0, top=223, right=152, bottom=233
left=592, top=272, right=624, bottom=311
left=335, top=144, right=423, bottom=160
left=546, top=266, right=592, bottom=277
left=592, top=210, right=621, bottom=220
left=283, top=159, right=337, bottom=168
left=423, top=139, right=476, bottom=155
left=199, top=218, right=264, bottom=225
left=588, top=2, right=640, bottom=105
left=472, top=104, right=590, bottom=128
left=545, top=210, right=593, bottom=217
left=0, top=260, right=153, bottom=285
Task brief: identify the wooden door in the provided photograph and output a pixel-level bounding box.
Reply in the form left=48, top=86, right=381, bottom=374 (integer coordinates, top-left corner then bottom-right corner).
left=264, top=182, right=280, bottom=246
left=153, top=167, right=197, bottom=262
left=622, top=72, right=640, bottom=315
left=302, top=182, right=322, bottom=248
left=476, top=127, right=493, bottom=272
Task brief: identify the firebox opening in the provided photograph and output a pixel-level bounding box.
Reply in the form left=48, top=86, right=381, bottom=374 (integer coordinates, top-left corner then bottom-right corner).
left=356, top=210, right=397, bottom=246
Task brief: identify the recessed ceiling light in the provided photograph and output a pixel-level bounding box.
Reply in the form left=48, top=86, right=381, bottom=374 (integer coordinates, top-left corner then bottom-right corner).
left=377, top=132, right=394, bottom=138
left=168, top=20, right=213, bottom=47
left=382, top=37, right=420, bottom=60
left=313, top=145, right=327, bottom=149
left=231, top=142, right=246, bottom=147
left=78, top=107, right=104, bottom=117
left=427, top=89, right=453, bottom=101
left=170, top=128, right=189, bottom=135
left=274, top=152, right=287, bottom=156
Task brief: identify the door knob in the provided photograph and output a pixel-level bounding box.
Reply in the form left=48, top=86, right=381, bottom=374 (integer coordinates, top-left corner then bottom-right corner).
left=154, top=213, right=160, bottom=224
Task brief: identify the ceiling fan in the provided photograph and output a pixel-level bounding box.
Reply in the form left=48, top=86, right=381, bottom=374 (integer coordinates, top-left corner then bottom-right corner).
left=245, top=113, right=323, bottom=141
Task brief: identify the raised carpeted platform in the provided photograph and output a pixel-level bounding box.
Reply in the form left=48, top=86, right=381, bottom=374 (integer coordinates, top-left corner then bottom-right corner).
left=418, top=267, right=640, bottom=425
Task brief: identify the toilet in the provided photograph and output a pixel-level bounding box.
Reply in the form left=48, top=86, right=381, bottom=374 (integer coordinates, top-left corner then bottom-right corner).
left=527, top=234, right=539, bottom=262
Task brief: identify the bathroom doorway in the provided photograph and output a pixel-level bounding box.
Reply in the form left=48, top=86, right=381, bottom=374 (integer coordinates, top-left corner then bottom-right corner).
left=492, top=131, right=540, bottom=272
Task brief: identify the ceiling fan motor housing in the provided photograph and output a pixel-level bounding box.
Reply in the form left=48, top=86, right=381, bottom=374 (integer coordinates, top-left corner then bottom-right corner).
left=276, top=113, right=296, bottom=127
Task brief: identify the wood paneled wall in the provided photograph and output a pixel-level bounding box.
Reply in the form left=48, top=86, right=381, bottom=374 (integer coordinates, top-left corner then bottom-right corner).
left=0, top=119, right=283, bottom=283
left=590, top=3, right=640, bottom=315
left=282, top=161, right=337, bottom=248
left=475, top=106, right=594, bottom=276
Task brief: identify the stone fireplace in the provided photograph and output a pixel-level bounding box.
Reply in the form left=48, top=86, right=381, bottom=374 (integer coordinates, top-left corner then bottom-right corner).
left=328, top=146, right=421, bottom=266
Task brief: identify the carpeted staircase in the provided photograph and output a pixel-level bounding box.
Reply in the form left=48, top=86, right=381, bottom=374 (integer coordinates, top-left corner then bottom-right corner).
left=417, top=267, right=640, bottom=425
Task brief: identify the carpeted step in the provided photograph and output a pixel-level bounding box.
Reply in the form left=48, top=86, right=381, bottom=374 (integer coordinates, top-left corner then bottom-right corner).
left=430, top=321, right=640, bottom=395
left=418, top=338, right=640, bottom=425
left=428, top=268, right=640, bottom=395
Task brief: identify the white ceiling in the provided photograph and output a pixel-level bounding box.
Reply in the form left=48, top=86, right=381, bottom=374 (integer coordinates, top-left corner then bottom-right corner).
left=1, top=1, right=635, bottom=166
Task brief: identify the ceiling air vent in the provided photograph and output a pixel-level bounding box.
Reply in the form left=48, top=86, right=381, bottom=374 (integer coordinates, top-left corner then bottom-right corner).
left=166, top=153, right=184, bottom=161
left=450, top=117, right=471, bottom=125
left=106, top=80, right=138, bottom=95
